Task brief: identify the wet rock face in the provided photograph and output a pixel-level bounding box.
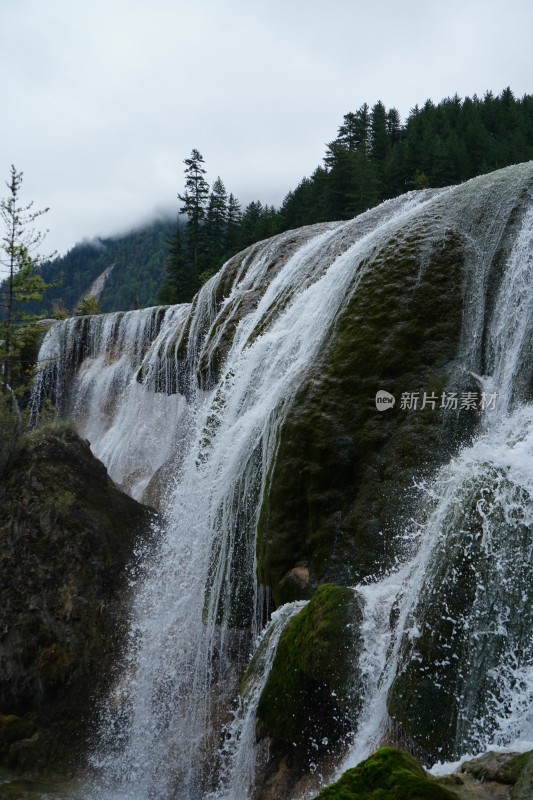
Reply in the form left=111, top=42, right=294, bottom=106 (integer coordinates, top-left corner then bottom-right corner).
left=257, top=585, right=363, bottom=775
left=258, top=223, right=477, bottom=604
left=0, top=423, right=154, bottom=773
left=387, top=446, right=533, bottom=763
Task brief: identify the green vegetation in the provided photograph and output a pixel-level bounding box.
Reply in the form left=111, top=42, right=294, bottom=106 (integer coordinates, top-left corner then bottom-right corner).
left=314, top=748, right=459, bottom=800
left=18, top=87, right=533, bottom=315
left=0, top=166, right=54, bottom=472
left=163, top=88, right=533, bottom=304
left=21, top=218, right=175, bottom=316
left=314, top=748, right=533, bottom=800
left=0, top=166, right=53, bottom=389
left=76, top=294, right=101, bottom=315
left=257, top=585, right=362, bottom=758
left=282, top=88, right=533, bottom=228
left=159, top=150, right=277, bottom=303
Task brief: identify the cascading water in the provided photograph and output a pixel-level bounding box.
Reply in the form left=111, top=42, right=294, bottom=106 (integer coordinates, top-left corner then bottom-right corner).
left=32, top=304, right=192, bottom=501
left=211, top=601, right=308, bottom=800
left=92, top=191, right=441, bottom=800
left=31, top=163, right=533, bottom=798
left=337, top=178, right=533, bottom=778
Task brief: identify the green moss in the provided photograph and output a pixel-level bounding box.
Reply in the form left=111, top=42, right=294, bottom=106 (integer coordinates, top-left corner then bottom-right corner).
left=0, top=716, right=20, bottom=725
left=23, top=419, right=76, bottom=446
left=512, top=750, right=533, bottom=800
left=0, top=714, right=37, bottom=753
left=314, top=747, right=460, bottom=800
left=257, top=585, right=362, bottom=758
left=258, top=224, right=474, bottom=603
left=509, top=751, right=532, bottom=785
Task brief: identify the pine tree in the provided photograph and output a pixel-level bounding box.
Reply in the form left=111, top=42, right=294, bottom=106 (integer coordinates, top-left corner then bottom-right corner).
left=323, top=141, right=357, bottom=219
left=225, top=193, right=242, bottom=253
left=370, top=101, right=389, bottom=163
left=0, top=166, right=53, bottom=391
left=337, top=104, right=371, bottom=154
left=386, top=108, right=402, bottom=146
left=178, top=149, right=210, bottom=272
left=239, top=201, right=266, bottom=247
left=205, top=177, right=228, bottom=265
left=345, top=152, right=381, bottom=216
left=158, top=219, right=198, bottom=304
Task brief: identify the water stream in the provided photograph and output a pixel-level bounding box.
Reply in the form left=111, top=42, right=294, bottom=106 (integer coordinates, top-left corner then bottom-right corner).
left=30, top=164, right=533, bottom=798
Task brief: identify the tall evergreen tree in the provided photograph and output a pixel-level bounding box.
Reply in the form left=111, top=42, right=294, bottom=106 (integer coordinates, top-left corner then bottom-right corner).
left=386, top=107, right=402, bottom=145
left=205, top=177, right=228, bottom=266
left=337, top=104, right=371, bottom=154
left=239, top=201, right=265, bottom=248
left=370, top=101, right=389, bottom=162
left=178, top=149, right=210, bottom=271
left=323, top=141, right=358, bottom=219
left=225, top=193, right=242, bottom=253
left=158, top=219, right=198, bottom=304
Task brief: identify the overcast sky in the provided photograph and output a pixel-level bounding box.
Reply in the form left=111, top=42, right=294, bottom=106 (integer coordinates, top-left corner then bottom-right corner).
left=1, top=0, right=532, bottom=258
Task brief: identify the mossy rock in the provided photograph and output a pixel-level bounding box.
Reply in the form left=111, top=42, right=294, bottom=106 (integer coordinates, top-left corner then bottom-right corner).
left=460, top=750, right=531, bottom=785
left=314, top=747, right=460, bottom=799
left=258, top=221, right=476, bottom=605
left=257, top=584, right=363, bottom=761
left=0, top=715, right=37, bottom=752
left=0, top=768, right=76, bottom=797
left=0, top=423, right=155, bottom=772
left=512, top=751, right=533, bottom=800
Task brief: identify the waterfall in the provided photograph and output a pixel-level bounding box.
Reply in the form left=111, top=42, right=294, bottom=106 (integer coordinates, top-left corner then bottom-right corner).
left=212, top=601, right=307, bottom=800
left=338, top=406, right=533, bottom=777
left=337, top=183, right=533, bottom=778
left=484, top=202, right=533, bottom=417
left=31, top=163, right=533, bottom=798
left=32, top=304, right=190, bottom=501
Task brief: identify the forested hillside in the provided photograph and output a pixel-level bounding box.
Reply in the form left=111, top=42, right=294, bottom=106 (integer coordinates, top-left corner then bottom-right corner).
left=279, top=86, right=533, bottom=227
left=24, top=219, right=174, bottom=316
left=160, top=88, right=533, bottom=303
left=27, top=87, right=533, bottom=315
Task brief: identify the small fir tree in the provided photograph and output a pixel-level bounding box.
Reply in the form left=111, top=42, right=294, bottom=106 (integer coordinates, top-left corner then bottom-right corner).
left=0, top=165, right=54, bottom=391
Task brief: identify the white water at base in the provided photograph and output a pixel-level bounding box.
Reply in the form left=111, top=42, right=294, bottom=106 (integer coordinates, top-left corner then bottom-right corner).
left=342, top=569, right=414, bottom=768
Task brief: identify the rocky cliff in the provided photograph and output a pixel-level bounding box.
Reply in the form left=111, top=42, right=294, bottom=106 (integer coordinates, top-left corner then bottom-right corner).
left=0, top=423, right=154, bottom=773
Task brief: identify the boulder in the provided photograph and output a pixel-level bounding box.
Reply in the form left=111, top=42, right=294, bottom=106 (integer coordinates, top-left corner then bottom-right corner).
left=0, top=422, right=154, bottom=773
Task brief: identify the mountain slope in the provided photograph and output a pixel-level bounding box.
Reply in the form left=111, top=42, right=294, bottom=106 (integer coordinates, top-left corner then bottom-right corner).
left=27, top=217, right=174, bottom=316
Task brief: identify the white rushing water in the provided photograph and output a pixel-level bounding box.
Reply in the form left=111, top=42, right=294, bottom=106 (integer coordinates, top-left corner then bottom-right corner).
left=32, top=164, right=533, bottom=798
left=336, top=186, right=533, bottom=780
left=211, top=601, right=308, bottom=800
left=338, top=406, right=533, bottom=781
